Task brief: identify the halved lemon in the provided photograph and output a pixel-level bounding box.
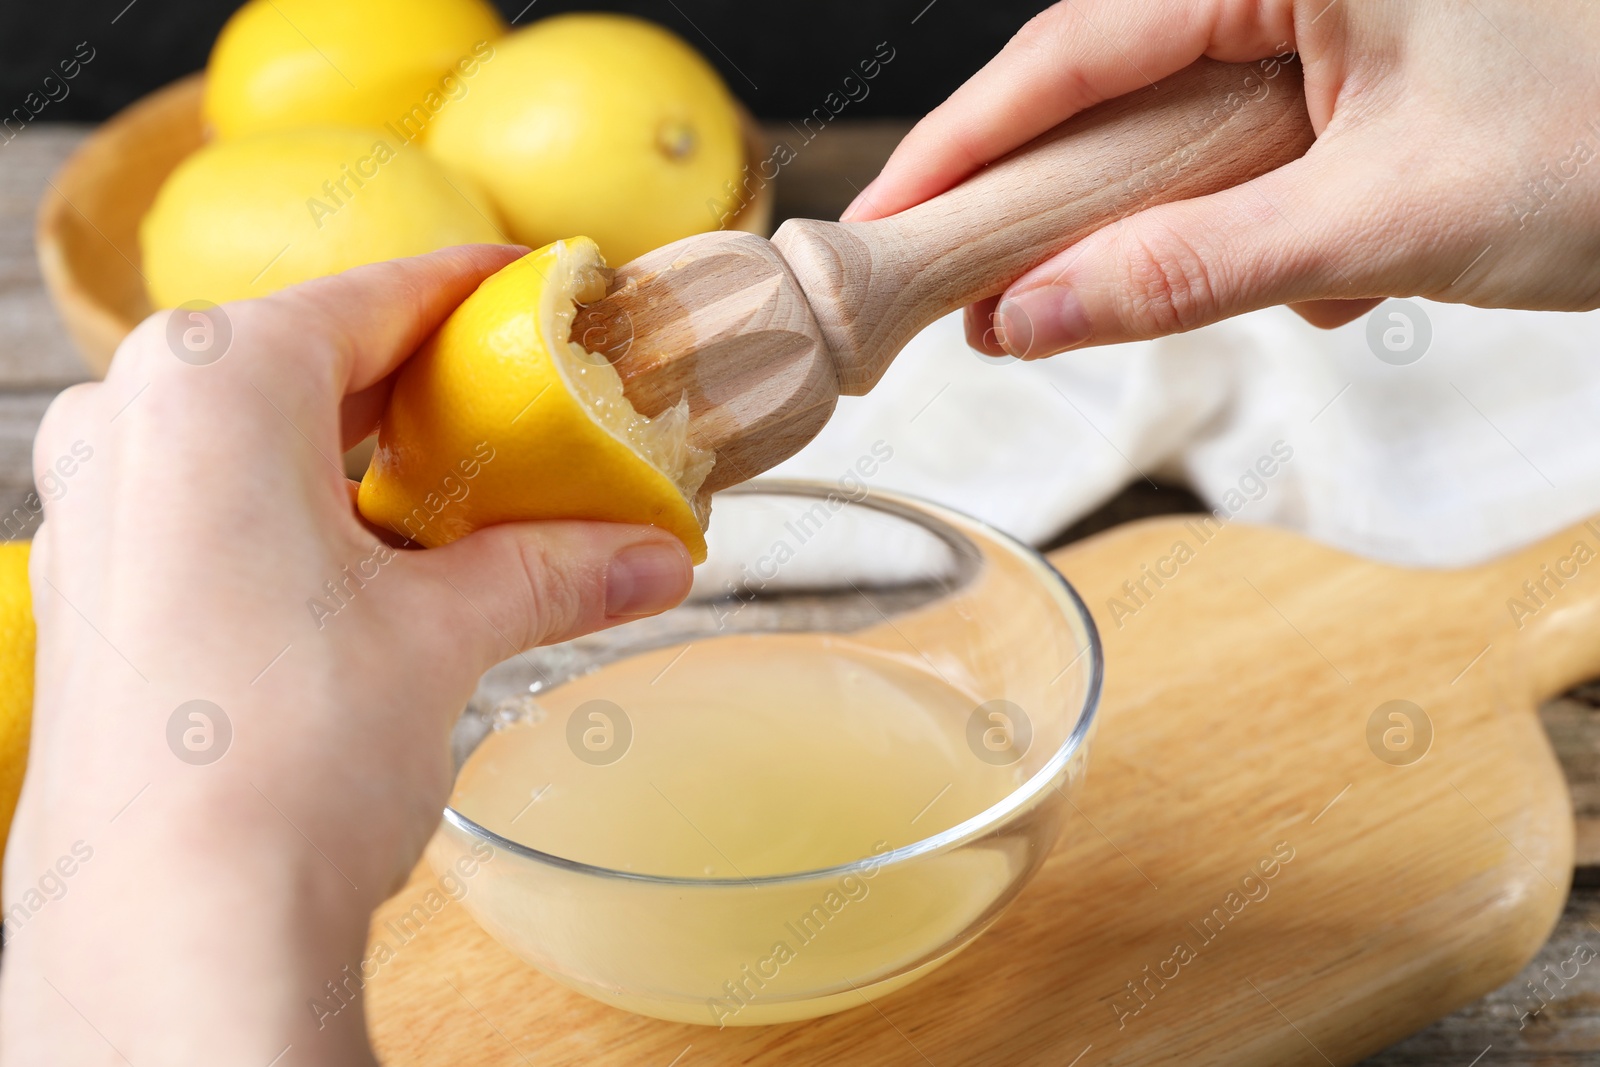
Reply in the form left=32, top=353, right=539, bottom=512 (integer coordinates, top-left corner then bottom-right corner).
left=357, top=239, right=711, bottom=561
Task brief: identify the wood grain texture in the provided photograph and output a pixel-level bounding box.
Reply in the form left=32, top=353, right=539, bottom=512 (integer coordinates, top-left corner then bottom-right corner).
left=1547, top=685, right=1600, bottom=872
left=574, top=232, right=835, bottom=497
left=0, top=127, right=95, bottom=388
left=0, top=391, right=60, bottom=542
left=33, top=74, right=203, bottom=371
left=362, top=513, right=1598, bottom=1066
left=1359, top=883, right=1600, bottom=1065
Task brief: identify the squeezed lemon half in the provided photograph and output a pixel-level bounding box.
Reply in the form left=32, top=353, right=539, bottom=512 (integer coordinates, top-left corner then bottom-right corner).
left=358, top=239, right=711, bottom=561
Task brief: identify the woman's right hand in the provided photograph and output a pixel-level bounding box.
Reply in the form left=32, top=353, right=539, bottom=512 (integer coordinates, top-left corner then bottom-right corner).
left=843, top=0, right=1600, bottom=358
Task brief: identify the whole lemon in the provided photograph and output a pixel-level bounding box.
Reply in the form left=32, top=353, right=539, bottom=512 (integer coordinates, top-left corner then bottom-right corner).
left=204, top=0, right=505, bottom=139
left=426, top=14, right=746, bottom=266
left=359, top=238, right=712, bottom=561
left=141, top=127, right=504, bottom=308
left=0, top=541, right=33, bottom=868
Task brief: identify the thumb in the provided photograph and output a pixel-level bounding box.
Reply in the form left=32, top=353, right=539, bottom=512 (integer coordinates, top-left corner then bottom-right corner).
left=412, top=521, right=693, bottom=662
left=993, top=149, right=1378, bottom=356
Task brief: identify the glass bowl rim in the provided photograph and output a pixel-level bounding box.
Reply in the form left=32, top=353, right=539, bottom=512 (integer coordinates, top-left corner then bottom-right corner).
left=441, top=478, right=1104, bottom=888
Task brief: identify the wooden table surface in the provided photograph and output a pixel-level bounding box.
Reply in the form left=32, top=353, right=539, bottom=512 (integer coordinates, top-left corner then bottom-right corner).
left=5, top=121, right=1599, bottom=1065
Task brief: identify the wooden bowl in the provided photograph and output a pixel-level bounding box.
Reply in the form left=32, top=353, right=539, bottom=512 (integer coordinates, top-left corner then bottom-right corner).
left=36, top=74, right=776, bottom=377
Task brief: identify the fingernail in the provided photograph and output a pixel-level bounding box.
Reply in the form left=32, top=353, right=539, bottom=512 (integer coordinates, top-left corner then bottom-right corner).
left=963, top=305, right=991, bottom=351
left=997, top=286, right=1091, bottom=358
left=840, top=180, right=879, bottom=222
left=964, top=304, right=1004, bottom=355
left=606, top=541, right=692, bottom=618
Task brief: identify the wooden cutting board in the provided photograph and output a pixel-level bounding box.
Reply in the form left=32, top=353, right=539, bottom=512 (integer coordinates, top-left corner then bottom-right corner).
left=364, top=512, right=1600, bottom=1065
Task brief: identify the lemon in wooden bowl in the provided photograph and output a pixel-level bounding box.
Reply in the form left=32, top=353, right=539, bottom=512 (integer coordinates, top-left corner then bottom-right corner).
left=204, top=0, right=505, bottom=139
left=139, top=127, right=504, bottom=308
left=425, top=13, right=747, bottom=266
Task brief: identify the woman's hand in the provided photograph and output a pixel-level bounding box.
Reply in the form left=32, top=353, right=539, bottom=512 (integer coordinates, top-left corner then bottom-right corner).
left=844, top=0, right=1600, bottom=357
left=1, top=246, right=693, bottom=1065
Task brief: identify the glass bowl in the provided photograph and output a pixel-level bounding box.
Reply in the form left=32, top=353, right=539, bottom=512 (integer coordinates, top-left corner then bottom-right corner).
left=430, top=480, right=1102, bottom=1026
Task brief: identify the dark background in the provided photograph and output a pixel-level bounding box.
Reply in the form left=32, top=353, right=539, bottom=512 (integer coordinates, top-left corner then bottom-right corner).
left=0, top=1, right=1049, bottom=122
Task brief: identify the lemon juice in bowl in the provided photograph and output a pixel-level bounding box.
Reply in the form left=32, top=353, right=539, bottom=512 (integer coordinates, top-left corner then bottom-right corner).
left=431, top=483, right=1102, bottom=1025
left=448, top=635, right=1023, bottom=1024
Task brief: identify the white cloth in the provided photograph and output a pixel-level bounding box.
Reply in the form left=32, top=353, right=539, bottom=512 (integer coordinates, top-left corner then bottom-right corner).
left=767, top=301, right=1600, bottom=567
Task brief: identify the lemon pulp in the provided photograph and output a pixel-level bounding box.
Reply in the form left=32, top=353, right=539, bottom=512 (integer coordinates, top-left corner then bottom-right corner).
left=540, top=251, right=713, bottom=523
